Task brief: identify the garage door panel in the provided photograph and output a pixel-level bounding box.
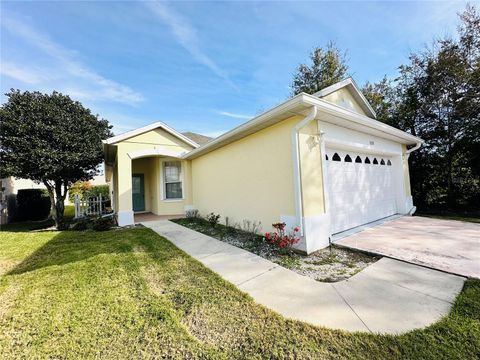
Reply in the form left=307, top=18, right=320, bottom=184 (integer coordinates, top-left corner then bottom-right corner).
left=326, top=149, right=397, bottom=234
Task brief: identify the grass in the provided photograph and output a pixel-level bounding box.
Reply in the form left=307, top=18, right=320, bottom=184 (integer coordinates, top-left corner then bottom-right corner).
left=416, top=210, right=480, bottom=224
left=0, top=227, right=479, bottom=359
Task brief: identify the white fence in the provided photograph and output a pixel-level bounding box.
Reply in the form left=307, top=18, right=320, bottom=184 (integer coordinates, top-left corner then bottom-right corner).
left=74, top=194, right=110, bottom=218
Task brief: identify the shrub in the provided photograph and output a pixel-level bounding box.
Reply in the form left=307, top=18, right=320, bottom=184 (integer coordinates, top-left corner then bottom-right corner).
left=264, top=222, right=300, bottom=253
left=70, top=219, right=89, bottom=231
left=241, top=219, right=262, bottom=235
left=206, top=212, right=221, bottom=227
left=92, top=215, right=114, bottom=231
left=86, top=185, right=110, bottom=200
left=225, top=216, right=236, bottom=235
left=16, top=189, right=51, bottom=221
left=69, top=182, right=110, bottom=202
left=185, top=209, right=199, bottom=218
left=69, top=181, right=93, bottom=202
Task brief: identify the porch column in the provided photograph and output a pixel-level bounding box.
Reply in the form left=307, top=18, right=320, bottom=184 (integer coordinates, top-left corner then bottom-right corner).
left=117, top=152, right=134, bottom=226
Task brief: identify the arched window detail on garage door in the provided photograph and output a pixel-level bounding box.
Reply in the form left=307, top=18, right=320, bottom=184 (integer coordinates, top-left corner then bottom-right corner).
left=344, top=154, right=352, bottom=162
left=373, top=158, right=378, bottom=164
left=325, top=154, right=329, bottom=160
left=355, top=156, right=362, bottom=163
left=364, top=157, right=371, bottom=164
left=332, top=153, right=341, bottom=161
left=380, top=159, right=385, bottom=165
left=387, top=159, right=392, bottom=166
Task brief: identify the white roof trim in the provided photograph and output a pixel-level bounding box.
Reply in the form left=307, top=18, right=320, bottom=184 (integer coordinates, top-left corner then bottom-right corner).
left=184, top=92, right=422, bottom=160
left=313, top=77, right=377, bottom=119
left=103, top=121, right=199, bottom=148
left=182, top=94, right=306, bottom=159
left=127, top=148, right=187, bottom=160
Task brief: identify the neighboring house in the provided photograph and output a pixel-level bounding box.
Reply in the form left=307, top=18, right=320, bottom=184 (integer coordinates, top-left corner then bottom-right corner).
left=103, top=78, right=422, bottom=254
left=0, top=174, right=108, bottom=224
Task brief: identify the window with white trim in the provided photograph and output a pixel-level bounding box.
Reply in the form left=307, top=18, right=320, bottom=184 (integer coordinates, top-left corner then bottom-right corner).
left=163, top=161, right=183, bottom=199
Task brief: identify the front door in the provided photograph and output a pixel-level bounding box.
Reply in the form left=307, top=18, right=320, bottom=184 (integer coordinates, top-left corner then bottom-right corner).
left=132, top=174, right=145, bottom=212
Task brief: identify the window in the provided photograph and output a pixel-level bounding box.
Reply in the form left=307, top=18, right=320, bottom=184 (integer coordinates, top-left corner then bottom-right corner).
left=365, top=157, right=371, bottom=164
left=344, top=154, right=352, bottom=162
left=163, top=161, right=182, bottom=199
left=380, top=159, right=385, bottom=165
left=387, top=159, right=392, bottom=166
left=373, top=158, right=378, bottom=165
left=355, top=156, right=362, bottom=163
left=325, top=154, right=329, bottom=160
left=332, top=153, right=341, bottom=161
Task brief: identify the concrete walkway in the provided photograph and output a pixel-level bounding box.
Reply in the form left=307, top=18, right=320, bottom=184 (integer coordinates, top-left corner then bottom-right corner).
left=141, top=219, right=465, bottom=334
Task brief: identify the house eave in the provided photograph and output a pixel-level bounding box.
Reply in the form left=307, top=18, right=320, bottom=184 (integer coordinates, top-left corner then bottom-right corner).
left=104, top=121, right=200, bottom=148
left=302, top=94, right=423, bottom=146
left=183, top=93, right=423, bottom=160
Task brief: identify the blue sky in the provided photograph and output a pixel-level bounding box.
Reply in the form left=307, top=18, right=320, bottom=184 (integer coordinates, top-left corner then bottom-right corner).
left=0, top=1, right=472, bottom=137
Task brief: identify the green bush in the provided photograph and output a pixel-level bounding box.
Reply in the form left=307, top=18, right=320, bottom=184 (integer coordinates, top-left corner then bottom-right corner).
left=92, top=215, right=114, bottom=231
left=16, top=189, right=51, bottom=221
left=206, top=213, right=221, bottom=228
left=69, top=182, right=110, bottom=202
left=86, top=185, right=110, bottom=200
left=70, top=219, right=89, bottom=231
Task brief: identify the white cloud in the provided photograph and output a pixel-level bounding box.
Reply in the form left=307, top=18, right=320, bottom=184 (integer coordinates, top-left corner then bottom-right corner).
left=1, top=15, right=145, bottom=105
left=217, top=111, right=252, bottom=120
left=145, top=1, right=237, bottom=89
left=0, top=62, right=48, bottom=84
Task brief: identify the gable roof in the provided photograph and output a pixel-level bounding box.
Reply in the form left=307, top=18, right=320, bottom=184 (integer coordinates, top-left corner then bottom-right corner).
left=312, top=77, right=377, bottom=119
left=182, top=132, right=212, bottom=145
left=103, top=121, right=199, bottom=148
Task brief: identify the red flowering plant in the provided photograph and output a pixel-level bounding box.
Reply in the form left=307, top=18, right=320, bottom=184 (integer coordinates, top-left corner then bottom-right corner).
left=264, top=222, right=300, bottom=254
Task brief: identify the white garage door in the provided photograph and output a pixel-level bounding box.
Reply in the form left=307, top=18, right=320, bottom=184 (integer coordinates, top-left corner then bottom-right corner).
left=326, top=149, right=397, bottom=234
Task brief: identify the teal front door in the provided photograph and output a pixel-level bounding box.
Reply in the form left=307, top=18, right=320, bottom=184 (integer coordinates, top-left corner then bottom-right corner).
left=132, top=174, right=145, bottom=212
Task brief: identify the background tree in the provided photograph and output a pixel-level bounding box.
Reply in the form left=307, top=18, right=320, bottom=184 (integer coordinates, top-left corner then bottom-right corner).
left=361, top=76, right=397, bottom=125
left=291, top=42, right=349, bottom=95
left=0, top=90, right=112, bottom=227
left=362, top=4, right=480, bottom=210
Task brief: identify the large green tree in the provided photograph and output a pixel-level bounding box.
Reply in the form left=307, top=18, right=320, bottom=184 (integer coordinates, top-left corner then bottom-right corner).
left=0, top=90, right=112, bottom=227
left=361, top=76, right=397, bottom=125
left=291, top=42, right=349, bottom=95
left=362, top=5, right=480, bottom=210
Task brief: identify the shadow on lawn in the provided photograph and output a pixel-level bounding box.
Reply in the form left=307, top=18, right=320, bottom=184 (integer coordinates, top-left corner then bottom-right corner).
left=6, top=227, right=161, bottom=276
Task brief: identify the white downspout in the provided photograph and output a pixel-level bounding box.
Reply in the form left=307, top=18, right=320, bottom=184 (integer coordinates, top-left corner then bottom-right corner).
left=291, top=106, right=318, bottom=236
left=406, top=141, right=422, bottom=155
left=403, top=140, right=423, bottom=215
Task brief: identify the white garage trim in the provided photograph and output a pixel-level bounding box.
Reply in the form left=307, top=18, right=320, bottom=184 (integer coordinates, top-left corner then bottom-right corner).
left=324, top=138, right=401, bottom=157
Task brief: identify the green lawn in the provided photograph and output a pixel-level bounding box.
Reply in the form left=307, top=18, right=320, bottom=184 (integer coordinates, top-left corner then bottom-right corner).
left=415, top=210, right=480, bottom=224
left=0, top=227, right=479, bottom=359
left=417, top=213, right=480, bottom=224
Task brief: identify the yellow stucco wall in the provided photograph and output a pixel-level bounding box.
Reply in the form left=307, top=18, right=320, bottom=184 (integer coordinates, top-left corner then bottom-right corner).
left=322, top=87, right=368, bottom=117
left=112, top=127, right=194, bottom=215
left=299, top=121, right=325, bottom=215
left=191, top=116, right=303, bottom=231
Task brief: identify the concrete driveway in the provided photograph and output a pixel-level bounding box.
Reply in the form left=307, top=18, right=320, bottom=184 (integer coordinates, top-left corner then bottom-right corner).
left=336, top=216, right=480, bottom=278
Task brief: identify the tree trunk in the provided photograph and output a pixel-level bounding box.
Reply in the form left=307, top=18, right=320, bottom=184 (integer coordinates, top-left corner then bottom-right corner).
left=43, top=181, right=56, bottom=220
left=54, top=181, right=67, bottom=228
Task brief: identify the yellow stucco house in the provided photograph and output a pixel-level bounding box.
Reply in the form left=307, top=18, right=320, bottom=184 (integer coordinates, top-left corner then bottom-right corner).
left=103, top=78, right=422, bottom=254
